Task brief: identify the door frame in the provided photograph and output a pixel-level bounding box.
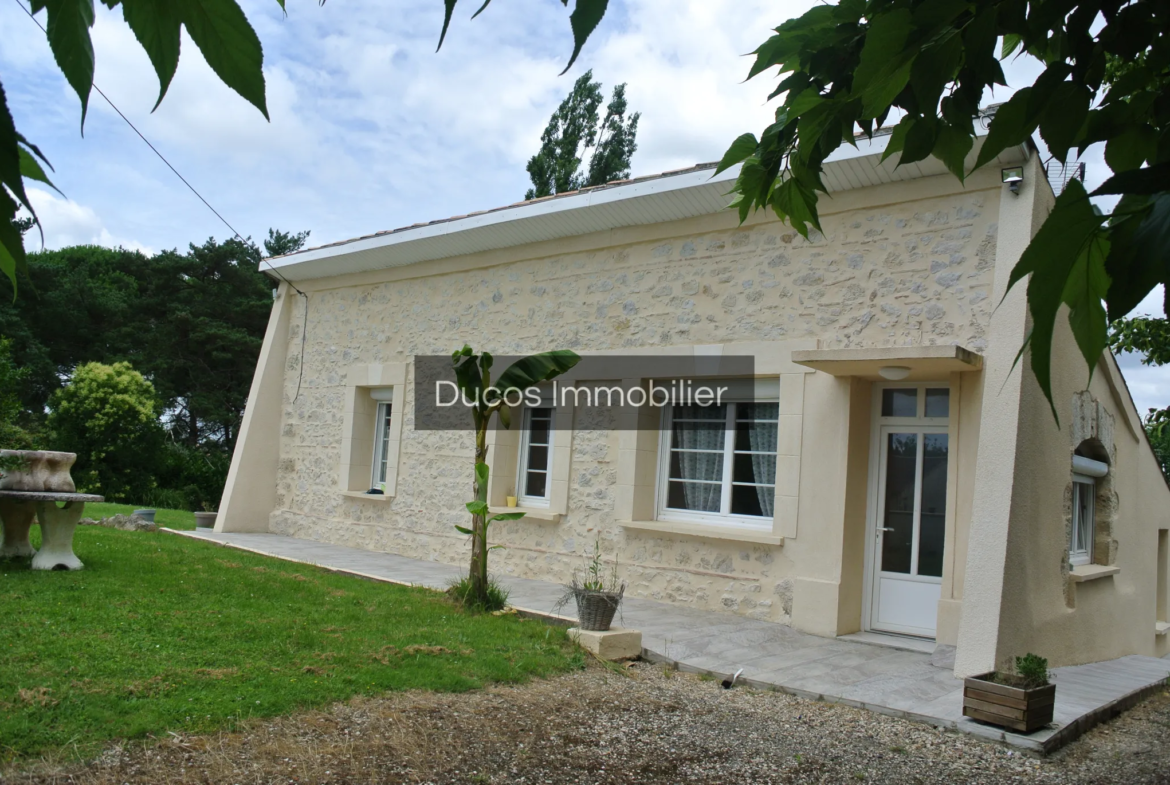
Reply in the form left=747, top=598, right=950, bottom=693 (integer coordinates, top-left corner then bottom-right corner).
left=861, top=381, right=952, bottom=639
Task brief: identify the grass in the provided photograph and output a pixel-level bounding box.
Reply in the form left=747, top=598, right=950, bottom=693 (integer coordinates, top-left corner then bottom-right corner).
left=0, top=527, right=578, bottom=762
left=82, top=502, right=196, bottom=530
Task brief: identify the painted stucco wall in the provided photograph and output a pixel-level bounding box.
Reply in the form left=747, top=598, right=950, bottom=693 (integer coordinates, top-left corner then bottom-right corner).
left=995, top=311, right=1170, bottom=668
left=248, top=169, right=1006, bottom=625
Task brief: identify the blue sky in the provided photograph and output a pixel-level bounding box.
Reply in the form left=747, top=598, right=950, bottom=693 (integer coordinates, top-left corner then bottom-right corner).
left=2, top=0, right=1165, bottom=414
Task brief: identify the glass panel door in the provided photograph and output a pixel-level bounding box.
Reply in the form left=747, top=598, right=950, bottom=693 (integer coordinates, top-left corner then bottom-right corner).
left=870, top=422, right=949, bottom=638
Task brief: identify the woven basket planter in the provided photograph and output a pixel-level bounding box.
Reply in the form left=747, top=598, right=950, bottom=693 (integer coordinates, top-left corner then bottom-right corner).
left=572, top=585, right=624, bottom=631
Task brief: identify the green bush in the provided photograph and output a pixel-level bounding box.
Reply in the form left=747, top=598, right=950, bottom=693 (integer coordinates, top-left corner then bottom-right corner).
left=151, top=441, right=231, bottom=511
left=1015, top=653, right=1050, bottom=688
left=48, top=361, right=164, bottom=502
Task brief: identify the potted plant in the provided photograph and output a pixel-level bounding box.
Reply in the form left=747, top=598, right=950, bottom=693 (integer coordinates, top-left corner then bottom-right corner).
left=963, top=653, right=1055, bottom=733
left=556, top=536, right=624, bottom=631
left=194, top=503, right=217, bottom=530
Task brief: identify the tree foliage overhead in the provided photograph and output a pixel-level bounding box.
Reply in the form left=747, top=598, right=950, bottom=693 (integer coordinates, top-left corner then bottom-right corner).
left=525, top=71, right=640, bottom=200
left=711, top=0, right=1166, bottom=420
left=2, top=0, right=606, bottom=292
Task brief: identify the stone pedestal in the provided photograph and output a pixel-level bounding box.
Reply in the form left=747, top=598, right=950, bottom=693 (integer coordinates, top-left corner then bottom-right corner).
left=0, top=491, right=103, bottom=570
left=568, top=627, right=643, bottom=661
left=33, top=500, right=86, bottom=571
left=0, top=498, right=36, bottom=558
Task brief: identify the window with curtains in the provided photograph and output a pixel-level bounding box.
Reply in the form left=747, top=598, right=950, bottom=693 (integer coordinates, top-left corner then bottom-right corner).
left=370, top=401, right=393, bottom=488
left=517, top=406, right=555, bottom=506
left=658, top=400, right=779, bottom=527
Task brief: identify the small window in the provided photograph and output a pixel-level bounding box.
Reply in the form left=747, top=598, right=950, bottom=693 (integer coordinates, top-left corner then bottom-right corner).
left=924, top=388, right=950, bottom=418
left=518, top=407, right=555, bottom=506
left=881, top=388, right=917, bottom=417
left=1070, top=476, right=1094, bottom=566
left=659, top=401, right=778, bottom=526
left=370, top=402, right=393, bottom=488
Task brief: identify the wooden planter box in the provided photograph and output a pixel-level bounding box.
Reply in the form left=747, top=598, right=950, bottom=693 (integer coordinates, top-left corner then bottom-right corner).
left=963, top=673, right=1055, bottom=733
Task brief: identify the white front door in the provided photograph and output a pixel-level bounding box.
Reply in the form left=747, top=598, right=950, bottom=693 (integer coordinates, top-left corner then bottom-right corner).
left=866, top=386, right=950, bottom=638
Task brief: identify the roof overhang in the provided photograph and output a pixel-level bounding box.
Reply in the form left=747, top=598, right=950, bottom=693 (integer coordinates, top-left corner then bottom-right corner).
left=791, top=345, right=983, bottom=380
left=267, top=128, right=1031, bottom=283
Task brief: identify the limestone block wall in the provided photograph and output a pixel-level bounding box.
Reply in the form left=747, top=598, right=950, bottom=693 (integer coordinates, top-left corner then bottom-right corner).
left=267, top=177, right=1003, bottom=624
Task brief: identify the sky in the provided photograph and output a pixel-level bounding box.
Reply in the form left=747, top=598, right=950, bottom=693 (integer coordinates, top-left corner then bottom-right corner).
left=0, top=0, right=1165, bottom=414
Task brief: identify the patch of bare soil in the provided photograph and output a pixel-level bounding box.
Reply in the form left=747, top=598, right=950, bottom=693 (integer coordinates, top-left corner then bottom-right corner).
left=6, top=662, right=1170, bottom=784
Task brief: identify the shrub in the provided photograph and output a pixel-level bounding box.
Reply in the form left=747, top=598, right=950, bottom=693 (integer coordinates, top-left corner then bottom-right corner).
left=152, top=441, right=231, bottom=511
left=1015, top=653, right=1050, bottom=689
left=48, top=361, right=164, bottom=502
left=447, top=575, right=510, bottom=613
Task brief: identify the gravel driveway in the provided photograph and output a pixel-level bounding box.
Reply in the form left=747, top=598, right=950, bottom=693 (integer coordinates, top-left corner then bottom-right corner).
left=7, top=661, right=1170, bottom=784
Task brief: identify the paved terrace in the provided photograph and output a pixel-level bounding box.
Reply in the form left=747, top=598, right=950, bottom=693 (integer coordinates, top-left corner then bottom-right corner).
left=172, top=529, right=1170, bottom=754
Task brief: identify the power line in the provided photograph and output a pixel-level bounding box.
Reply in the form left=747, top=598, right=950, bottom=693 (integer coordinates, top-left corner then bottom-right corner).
left=13, top=0, right=312, bottom=400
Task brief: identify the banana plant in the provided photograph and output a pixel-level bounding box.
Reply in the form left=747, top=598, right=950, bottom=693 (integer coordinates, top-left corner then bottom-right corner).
left=451, top=345, right=580, bottom=607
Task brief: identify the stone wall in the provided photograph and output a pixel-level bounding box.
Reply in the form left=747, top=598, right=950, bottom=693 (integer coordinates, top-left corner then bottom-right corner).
left=268, top=183, right=1002, bottom=623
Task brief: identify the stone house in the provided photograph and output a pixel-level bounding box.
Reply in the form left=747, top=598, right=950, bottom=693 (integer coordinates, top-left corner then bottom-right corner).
left=219, top=128, right=1170, bottom=677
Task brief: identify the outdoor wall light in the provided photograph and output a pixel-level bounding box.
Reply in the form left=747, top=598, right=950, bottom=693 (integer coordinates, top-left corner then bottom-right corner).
left=1002, top=166, right=1024, bottom=195
left=878, top=366, right=912, bottom=381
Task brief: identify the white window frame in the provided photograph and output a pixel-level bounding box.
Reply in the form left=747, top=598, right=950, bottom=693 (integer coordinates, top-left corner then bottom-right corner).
left=370, top=401, right=393, bottom=489
left=516, top=405, right=555, bottom=508
left=1070, top=474, right=1095, bottom=566
left=655, top=398, right=779, bottom=530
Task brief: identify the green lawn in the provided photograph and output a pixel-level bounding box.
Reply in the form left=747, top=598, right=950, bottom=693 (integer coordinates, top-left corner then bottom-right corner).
left=0, top=527, right=578, bottom=762
left=82, top=502, right=196, bottom=530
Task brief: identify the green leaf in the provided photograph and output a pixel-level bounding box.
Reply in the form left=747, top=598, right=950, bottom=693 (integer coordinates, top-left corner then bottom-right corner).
left=494, top=351, right=580, bottom=393
left=1105, top=124, right=1157, bottom=174
left=437, top=0, right=458, bottom=50
left=852, top=9, right=915, bottom=120
left=910, top=36, right=961, bottom=112
left=489, top=512, right=527, bottom=523
left=465, top=500, right=489, bottom=516
left=474, top=461, right=489, bottom=493
left=0, top=84, right=34, bottom=287
left=120, top=0, right=182, bottom=111
left=1001, top=34, right=1022, bottom=58
left=1061, top=230, right=1112, bottom=384
left=1103, top=194, right=1158, bottom=319
left=1005, top=179, right=1105, bottom=419
left=899, top=115, right=938, bottom=166
left=454, top=525, right=473, bottom=535
left=714, top=133, right=758, bottom=176
left=562, top=0, right=608, bottom=76
left=769, top=177, right=821, bottom=239
left=880, top=115, right=915, bottom=163
left=181, top=0, right=268, bottom=120
left=972, top=88, right=1032, bottom=172
left=932, top=122, right=974, bottom=182
left=1038, top=83, right=1090, bottom=164
left=42, top=0, right=96, bottom=128
left=19, top=147, right=59, bottom=193
left=1092, top=163, right=1170, bottom=197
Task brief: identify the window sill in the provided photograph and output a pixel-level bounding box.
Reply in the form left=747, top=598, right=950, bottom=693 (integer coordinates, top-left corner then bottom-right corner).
left=488, top=506, right=561, bottom=522
left=619, top=519, right=784, bottom=545
left=341, top=491, right=393, bottom=502
left=1156, top=622, right=1170, bottom=637
left=1070, top=564, right=1120, bottom=583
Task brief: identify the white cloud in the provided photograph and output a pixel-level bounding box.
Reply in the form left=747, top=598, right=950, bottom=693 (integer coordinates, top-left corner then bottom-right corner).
left=22, top=188, right=153, bottom=254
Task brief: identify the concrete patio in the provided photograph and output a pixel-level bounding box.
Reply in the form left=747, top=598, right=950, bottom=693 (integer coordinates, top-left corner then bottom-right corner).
left=171, top=528, right=1170, bottom=754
